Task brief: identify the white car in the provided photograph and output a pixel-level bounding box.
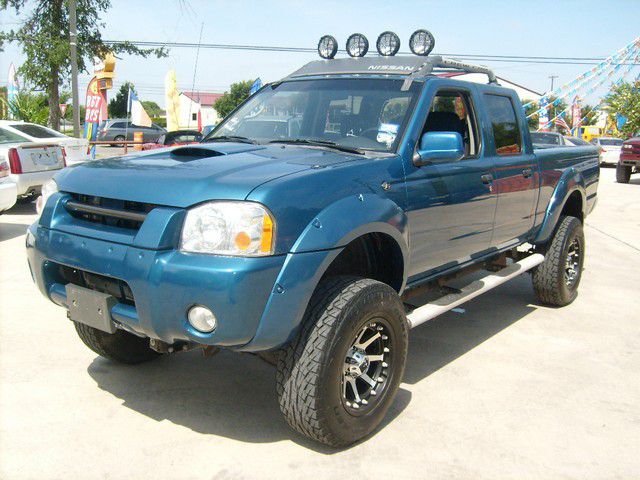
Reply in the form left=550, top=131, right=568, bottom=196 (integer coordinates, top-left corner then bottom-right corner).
left=0, top=120, right=90, bottom=165
left=591, top=137, right=623, bottom=166
left=0, top=126, right=65, bottom=200
left=0, top=160, right=18, bottom=213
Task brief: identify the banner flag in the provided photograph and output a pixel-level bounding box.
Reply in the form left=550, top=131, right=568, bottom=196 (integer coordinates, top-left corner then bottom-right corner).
left=128, top=89, right=152, bottom=127
left=250, top=78, right=263, bottom=95
left=165, top=70, right=181, bottom=132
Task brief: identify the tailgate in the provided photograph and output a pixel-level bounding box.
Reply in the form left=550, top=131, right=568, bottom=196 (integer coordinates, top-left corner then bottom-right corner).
left=13, top=144, right=65, bottom=173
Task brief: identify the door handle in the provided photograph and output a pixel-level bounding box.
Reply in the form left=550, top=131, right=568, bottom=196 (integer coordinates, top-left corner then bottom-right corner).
left=481, top=174, right=493, bottom=185
left=522, top=168, right=533, bottom=178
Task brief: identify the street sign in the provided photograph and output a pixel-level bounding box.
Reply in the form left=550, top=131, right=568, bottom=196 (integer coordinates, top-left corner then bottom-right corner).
left=59, top=103, right=68, bottom=117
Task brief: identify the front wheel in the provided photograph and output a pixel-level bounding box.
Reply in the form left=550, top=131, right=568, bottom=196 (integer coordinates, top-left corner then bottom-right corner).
left=616, top=163, right=632, bottom=183
left=532, top=215, right=585, bottom=307
left=276, top=276, right=408, bottom=447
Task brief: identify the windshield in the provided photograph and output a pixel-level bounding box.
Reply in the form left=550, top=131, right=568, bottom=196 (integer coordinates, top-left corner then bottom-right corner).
left=10, top=123, right=67, bottom=138
left=205, top=78, right=422, bottom=152
left=530, top=132, right=561, bottom=145
left=599, top=138, right=623, bottom=146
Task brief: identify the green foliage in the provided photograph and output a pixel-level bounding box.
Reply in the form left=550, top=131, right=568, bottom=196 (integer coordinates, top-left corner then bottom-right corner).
left=0, top=86, right=7, bottom=118
left=142, top=101, right=163, bottom=117
left=151, top=116, right=166, bottom=128
left=214, top=80, right=254, bottom=118
left=577, top=103, right=598, bottom=127
left=0, top=0, right=166, bottom=129
left=605, top=81, right=640, bottom=138
left=522, top=99, right=539, bottom=129
left=108, top=82, right=135, bottom=118
left=5, top=89, right=50, bottom=124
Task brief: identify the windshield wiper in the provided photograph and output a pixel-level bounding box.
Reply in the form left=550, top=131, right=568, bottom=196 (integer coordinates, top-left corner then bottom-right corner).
left=203, top=135, right=256, bottom=144
left=268, top=139, right=364, bottom=155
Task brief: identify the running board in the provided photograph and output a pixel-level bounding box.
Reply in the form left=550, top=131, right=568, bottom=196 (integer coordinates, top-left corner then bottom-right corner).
left=406, top=253, right=545, bottom=329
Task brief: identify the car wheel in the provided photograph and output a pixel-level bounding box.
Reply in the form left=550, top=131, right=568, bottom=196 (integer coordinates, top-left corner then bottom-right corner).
left=616, top=163, right=632, bottom=183
left=111, top=135, right=125, bottom=147
left=276, top=276, right=408, bottom=447
left=532, top=215, right=585, bottom=307
left=74, top=322, right=160, bottom=364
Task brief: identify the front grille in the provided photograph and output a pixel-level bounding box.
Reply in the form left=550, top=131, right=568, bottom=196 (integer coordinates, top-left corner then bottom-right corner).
left=57, top=263, right=135, bottom=306
left=65, top=193, right=157, bottom=230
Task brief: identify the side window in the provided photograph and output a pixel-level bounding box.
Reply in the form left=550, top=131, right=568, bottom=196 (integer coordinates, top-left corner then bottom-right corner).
left=111, top=122, right=126, bottom=129
left=484, top=94, right=522, bottom=155
left=422, top=90, right=480, bottom=157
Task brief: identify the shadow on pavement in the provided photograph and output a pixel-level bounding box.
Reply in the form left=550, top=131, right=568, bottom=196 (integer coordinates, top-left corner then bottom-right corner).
left=0, top=222, right=29, bottom=242
left=4, top=200, right=36, bottom=216
left=86, top=274, right=537, bottom=450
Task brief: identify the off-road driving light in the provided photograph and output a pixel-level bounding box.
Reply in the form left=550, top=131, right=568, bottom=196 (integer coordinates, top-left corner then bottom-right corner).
left=376, top=31, right=401, bottom=56
left=180, top=201, right=275, bottom=256
left=318, top=35, right=338, bottom=59
left=187, top=305, right=217, bottom=333
left=36, top=179, right=58, bottom=216
left=409, top=29, right=435, bottom=56
left=346, top=33, right=369, bottom=58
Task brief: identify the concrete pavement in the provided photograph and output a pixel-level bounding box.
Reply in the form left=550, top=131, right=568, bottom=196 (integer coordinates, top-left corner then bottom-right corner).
left=1, top=168, right=639, bottom=479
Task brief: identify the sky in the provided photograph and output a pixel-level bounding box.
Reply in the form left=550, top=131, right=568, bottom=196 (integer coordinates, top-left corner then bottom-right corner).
left=1, top=0, right=639, bottom=108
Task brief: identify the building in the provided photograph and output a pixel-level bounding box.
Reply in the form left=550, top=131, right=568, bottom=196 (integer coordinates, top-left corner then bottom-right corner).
left=436, top=72, right=543, bottom=102
left=178, top=91, right=223, bottom=130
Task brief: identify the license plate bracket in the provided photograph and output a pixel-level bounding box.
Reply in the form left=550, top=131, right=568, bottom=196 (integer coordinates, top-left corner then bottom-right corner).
left=66, top=284, right=117, bottom=333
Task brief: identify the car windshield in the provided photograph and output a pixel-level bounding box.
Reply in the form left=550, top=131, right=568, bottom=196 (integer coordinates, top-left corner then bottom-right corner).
left=599, top=138, right=623, bottom=146
left=10, top=123, right=66, bottom=138
left=530, top=132, right=561, bottom=145
left=205, top=78, right=422, bottom=152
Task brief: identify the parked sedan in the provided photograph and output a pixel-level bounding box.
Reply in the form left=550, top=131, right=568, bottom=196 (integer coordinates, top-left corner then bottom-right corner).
left=141, top=130, right=202, bottom=150
left=97, top=119, right=166, bottom=145
left=0, top=120, right=89, bottom=165
left=591, top=137, right=623, bottom=166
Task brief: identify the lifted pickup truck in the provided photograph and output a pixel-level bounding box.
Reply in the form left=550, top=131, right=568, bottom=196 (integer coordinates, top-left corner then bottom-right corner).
left=617, top=137, right=640, bottom=183
left=27, top=42, right=599, bottom=447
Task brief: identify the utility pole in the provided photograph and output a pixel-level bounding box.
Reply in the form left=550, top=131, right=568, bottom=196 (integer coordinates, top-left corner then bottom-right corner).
left=69, top=0, right=81, bottom=137
left=548, top=75, right=558, bottom=92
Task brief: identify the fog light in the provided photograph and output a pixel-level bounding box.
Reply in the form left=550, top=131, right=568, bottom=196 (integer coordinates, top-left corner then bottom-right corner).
left=187, top=306, right=217, bottom=333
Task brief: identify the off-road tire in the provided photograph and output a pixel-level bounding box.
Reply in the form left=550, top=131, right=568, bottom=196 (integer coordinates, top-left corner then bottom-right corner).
left=616, top=163, right=632, bottom=183
left=74, top=322, right=159, bottom=364
left=256, top=350, right=281, bottom=366
left=276, top=276, right=408, bottom=447
left=532, top=215, right=584, bottom=307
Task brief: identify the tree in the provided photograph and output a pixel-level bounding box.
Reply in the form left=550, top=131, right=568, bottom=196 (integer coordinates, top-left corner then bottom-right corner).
left=605, top=81, right=640, bottom=138
left=214, top=80, right=254, bottom=118
left=108, top=82, right=135, bottom=118
left=0, top=0, right=165, bottom=130
left=576, top=103, right=599, bottom=127
left=141, top=100, right=163, bottom=117
left=522, top=99, right=539, bottom=129
left=5, top=89, right=50, bottom=124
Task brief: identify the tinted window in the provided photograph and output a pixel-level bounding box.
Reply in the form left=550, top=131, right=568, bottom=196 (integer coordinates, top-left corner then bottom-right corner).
left=530, top=132, right=561, bottom=145
left=10, top=123, right=66, bottom=138
left=599, top=138, right=623, bottom=146
left=0, top=127, right=28, bottom=144
left=110, top=122, right=127, bottom=129
left=485, top=95, right=522, bottom=155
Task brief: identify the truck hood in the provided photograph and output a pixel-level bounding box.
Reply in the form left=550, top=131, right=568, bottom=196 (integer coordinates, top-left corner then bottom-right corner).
left=55, top=143, right=361, bottom=208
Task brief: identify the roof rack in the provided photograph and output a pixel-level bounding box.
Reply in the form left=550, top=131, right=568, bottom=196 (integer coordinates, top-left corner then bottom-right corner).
left=281, top=55, right=498, bottom=88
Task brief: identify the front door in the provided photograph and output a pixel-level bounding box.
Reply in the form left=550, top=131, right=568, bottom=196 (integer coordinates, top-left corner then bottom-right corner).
left=404, top=87, right=497, bottom=280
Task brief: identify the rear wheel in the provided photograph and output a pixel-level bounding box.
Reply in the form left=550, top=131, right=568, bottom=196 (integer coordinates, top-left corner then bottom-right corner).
left=111, top=135, right=125, bottom=147
left=276, top=276, right=408, bottom=447
left=616, top=163, right=632, bottom=183
left=532, top=216, right=584, bottom=307
left=74, top=322, right=159, bottom=364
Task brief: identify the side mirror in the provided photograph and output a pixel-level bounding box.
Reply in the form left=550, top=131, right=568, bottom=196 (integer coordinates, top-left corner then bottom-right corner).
left=414, top=131, right=465, bottom=166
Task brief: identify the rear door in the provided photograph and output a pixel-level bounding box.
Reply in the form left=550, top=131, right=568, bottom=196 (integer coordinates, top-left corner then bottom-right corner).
left=482, top=93, right=538, bottom=247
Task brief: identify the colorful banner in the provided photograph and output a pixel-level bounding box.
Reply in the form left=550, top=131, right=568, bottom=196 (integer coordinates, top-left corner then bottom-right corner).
left=128, top=89, right=152, bottom=127
left=84, top=77, right=108, bottom=158
left=7, top=63, right=19, bottom=119
left=165, top=70, right=181, bottom=132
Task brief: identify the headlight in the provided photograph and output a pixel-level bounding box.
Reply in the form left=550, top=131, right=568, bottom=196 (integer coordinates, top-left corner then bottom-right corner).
left=36, top=179, right=58, bottom=216
left=180, top=201, right=275, bottom=256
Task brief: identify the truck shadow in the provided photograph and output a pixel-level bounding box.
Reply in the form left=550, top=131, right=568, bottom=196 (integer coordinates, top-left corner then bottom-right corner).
left=86, top=274, right=537, bottom=451
left=0, top=222, right=29, bottom=242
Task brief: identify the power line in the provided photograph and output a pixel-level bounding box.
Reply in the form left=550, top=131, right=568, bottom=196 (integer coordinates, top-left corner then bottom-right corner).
left=103, top=39, right=640, bottom=66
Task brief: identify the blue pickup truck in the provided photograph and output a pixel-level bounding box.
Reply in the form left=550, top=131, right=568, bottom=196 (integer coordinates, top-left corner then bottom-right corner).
left=26, top=34, right=599, bottom=447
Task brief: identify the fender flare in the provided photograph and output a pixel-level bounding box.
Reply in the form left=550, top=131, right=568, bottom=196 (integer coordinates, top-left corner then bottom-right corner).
left=534, top=167, right=587, bottom=244
left=239, top=193, right=410, bottom=352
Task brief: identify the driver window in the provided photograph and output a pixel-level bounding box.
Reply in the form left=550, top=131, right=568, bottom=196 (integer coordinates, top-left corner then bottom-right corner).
left=423, top=91, right=479, bottom=157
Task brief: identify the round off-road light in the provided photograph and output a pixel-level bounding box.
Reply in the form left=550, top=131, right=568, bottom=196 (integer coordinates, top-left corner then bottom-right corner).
left=409, top=29, right=435, bottom=56
left=346, top=33, right=369, bottom=58
left=187, top=305, right=217, bottom=333
left=318, top=35, right=338, bottom=59
left=376, top=31, right=401, bottom=56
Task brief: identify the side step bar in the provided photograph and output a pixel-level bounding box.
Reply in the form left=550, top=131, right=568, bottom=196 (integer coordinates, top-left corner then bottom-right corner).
left=406, top=253, right=545, bottom=329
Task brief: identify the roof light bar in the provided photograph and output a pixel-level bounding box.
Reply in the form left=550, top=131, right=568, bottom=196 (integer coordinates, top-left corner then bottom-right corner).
left=317, top=35, right=338, bottom=59
left=346, top=33, right=369, bottom=58
left=409, top=29, right=435, bottom=56
left=376, top=31, right=401, bottom=56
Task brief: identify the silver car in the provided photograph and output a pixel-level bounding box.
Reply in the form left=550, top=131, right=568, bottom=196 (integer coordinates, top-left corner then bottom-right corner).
left=97, top=118, right=166, bottom=145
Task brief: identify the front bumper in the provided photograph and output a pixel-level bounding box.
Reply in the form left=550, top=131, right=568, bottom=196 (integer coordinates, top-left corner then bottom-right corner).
left=10, top=169, right=59, bottom=196
left=620, top=152, right=640, bottom=168
left=26, top=223, right=286, bottom=348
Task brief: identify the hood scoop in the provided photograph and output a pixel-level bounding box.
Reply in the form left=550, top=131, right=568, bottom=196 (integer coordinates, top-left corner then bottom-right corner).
left=170, top=146, right=226, bottom=161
